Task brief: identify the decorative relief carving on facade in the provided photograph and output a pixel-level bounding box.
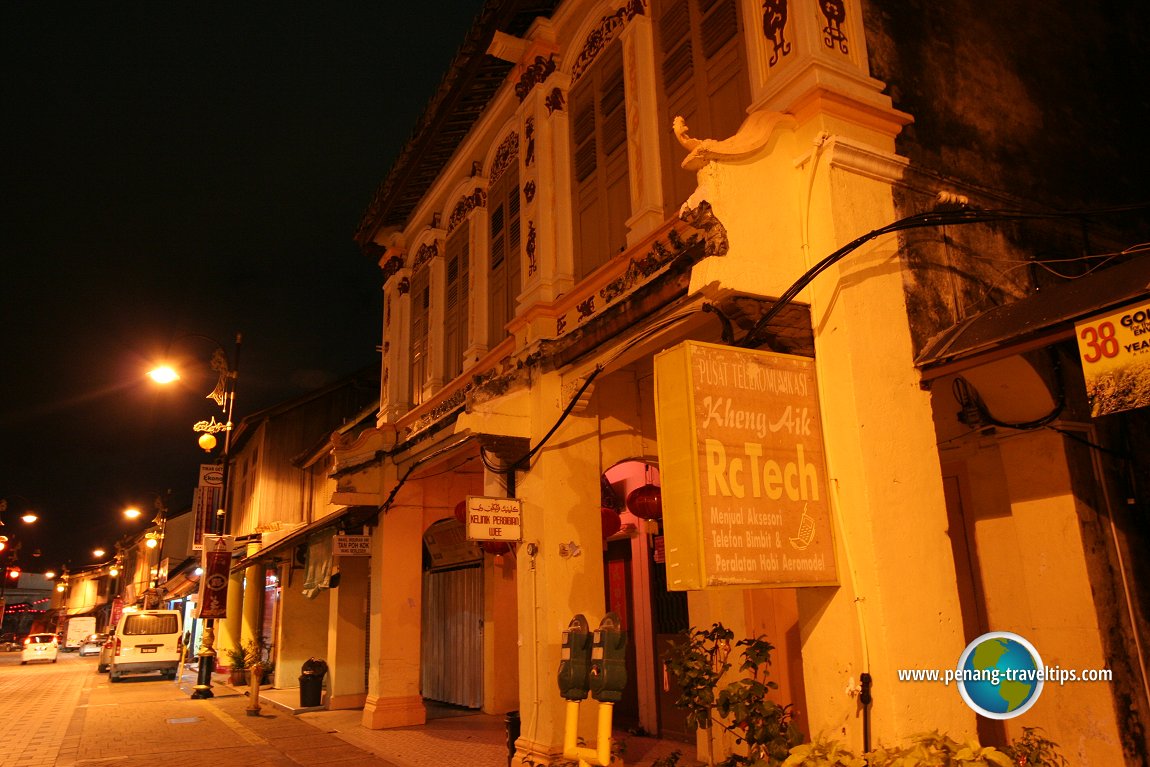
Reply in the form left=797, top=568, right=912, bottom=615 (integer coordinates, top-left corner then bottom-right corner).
left=380, top=254, right=405, bottom=284
left=762, top=0, right=791, bottom=66
left=545, top=87, right=566, bottom=115
left=598, top=228, right=700, bottom=305
left=490, top=132, right=519, bottom=186
left=678, top=200, right=728, bottom=258
left=672, top=111, right=795, bottom=170
left=403, top=387, right=469, bottom=440
left=448, top=188, right=487, bottom=233
left=818, top=0, right=848, bottom=54
left=570, top=0, right=646, bottom=84
left=552, top=227, right=702, bottom=336
left=411, top=240, right=439, bottom=271
left=524, top=180, right=537, bottom=203
left=576, top=296, right=596, bottom=321
left=397, top=276, right=411, bottom=295
left=515, top=54, right=557, bottom=102
left=526, top=220, right=538, bottom=275
left=524, top=117, right=535, bottom=167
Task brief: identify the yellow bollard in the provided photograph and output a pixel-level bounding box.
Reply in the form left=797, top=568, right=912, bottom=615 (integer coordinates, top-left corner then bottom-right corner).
left=246, top=661, right=263, bottom=716
left=562, top=699, right=616, bottom=766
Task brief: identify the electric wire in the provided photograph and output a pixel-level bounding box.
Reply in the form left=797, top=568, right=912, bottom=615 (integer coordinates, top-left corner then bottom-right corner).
left=737, top=203, right=1150, bottom=349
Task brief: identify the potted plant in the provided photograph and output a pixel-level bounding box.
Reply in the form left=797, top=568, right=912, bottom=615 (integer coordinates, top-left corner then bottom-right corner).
left=224, top=645, right=248, bottom=686
left=663, top=623, right=803, bottom=766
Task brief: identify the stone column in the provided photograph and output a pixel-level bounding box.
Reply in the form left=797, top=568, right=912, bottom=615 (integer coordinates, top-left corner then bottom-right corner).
left=512, top=369, right=606, bottom=766
left=327, top=554, right=369, bottom=710
left=362, top=483, right=427, bottom=729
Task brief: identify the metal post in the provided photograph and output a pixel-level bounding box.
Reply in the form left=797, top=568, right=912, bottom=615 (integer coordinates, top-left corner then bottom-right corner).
left=191, top=332, right=241, bottom=700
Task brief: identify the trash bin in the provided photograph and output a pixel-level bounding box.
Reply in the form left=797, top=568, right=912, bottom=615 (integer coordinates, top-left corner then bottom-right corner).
left=299, top=658, right=328, bottom=708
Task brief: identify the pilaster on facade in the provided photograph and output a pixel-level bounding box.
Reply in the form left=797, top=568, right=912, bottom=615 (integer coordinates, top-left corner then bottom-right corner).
left=619, top=12, right=666, bottom=244
left=380, top=265, right=413, bottom=424
left=748, top=0, right=909, bottom=138
left=517, top=71, right=576, bottom=316
left=511, top=371, right=608, bottom=767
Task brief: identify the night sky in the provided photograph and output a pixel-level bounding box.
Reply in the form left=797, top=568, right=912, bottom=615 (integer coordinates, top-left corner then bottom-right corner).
left=1, top=3, right=477, bottom=570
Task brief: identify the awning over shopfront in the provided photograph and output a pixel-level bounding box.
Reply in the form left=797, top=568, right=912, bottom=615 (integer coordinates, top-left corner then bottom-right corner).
left=159, top=558, right=201, bottom=600
left=916, top=256, right=1150, bottom=380
left=230, top=506, right=376, bottom=573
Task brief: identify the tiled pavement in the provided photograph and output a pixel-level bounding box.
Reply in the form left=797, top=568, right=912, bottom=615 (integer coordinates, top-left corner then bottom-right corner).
left=0, top=656, right=87, bottom=767
left=1, top=654, right=697, bottom=767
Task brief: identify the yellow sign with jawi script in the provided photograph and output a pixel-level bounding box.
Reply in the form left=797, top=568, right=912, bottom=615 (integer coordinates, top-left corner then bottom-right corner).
left=654, top=341, right=837, bottom=589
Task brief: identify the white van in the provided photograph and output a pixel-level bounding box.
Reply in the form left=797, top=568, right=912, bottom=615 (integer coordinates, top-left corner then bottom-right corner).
left=108, top=609, right=183, bottom=682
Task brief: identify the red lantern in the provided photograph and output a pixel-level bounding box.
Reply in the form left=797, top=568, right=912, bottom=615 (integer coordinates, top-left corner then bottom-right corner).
left=626, top=483, right=663, bottom=520
left=482, top=541, right=512, bottom=555
left=601, top=506, right=622, bottom=539
left=454, top=500, right=467, bottom=524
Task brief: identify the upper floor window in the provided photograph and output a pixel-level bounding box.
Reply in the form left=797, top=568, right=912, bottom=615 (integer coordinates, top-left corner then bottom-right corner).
left=570, top=37, right=630, bottom=280
left=410, top=266, right=430, bottom=404
left=488, top=162, right=520, bottom=344
left=444, top=224, right=470, bottom=380
left=655, top=0, right=749, bottom=214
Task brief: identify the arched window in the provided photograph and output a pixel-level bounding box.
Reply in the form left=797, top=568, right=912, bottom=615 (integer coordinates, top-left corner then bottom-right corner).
left=570, top=37, right=630, bottom=280
left=444, top=224, right=470, bottom=380
left=488, top=162, right=520, bottom=343
left=655, top=0, right=750, bottom=213
left=410, top=266, right=430, bottom=405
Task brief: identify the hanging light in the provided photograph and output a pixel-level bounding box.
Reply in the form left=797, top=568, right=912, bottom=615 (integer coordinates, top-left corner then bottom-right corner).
left=481, top=541, right=512, bottom=555
left=626, top=483, right=663, bottom=520
left=601, top=506, right=622, bottom=538
left=198, top=432, right=218, bottom=452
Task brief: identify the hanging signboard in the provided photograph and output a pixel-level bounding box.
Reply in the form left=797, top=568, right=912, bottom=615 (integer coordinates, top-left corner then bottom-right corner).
left=465, top=495, right=523, bottom=542
left=424, top=520, right=482, bottom=570
left=1075, top=299, right=1150, bottom=417
left=192, top=463, right=223, bottom=551
left=333, top=535, right=372, bottom=556
left=654, top=341, right=837, bottom=589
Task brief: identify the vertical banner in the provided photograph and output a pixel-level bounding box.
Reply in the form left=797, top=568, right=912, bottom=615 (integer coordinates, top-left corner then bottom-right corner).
left=195, top=535, right=233, bottom=619
left=109, top=597, right=124, bottom=629
left=193, top=463, right=223, bottom=551
left=655, top=341, right=838, bottom=589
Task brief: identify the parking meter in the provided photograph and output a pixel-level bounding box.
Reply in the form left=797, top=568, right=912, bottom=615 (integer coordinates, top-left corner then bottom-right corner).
left=558, top=614, right=592, bottom=701
left=589, top=612, right=627, bottom=702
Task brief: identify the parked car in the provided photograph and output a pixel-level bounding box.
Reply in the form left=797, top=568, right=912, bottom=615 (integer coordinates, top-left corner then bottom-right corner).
left=107, top=609, right=183, bottom=681
left=21, top=633, right=59, bottom=664
left=0, top=633, right=22, bottom=652
left=97, top=630, right=115, bottom=673
left=78, top=632, right=108, bottom=657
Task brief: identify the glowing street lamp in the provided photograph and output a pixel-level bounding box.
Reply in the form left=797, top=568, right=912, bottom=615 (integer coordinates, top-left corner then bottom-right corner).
left=147, top=365, right=180, bottom=384
left=149, top=332, right=241, bottom=699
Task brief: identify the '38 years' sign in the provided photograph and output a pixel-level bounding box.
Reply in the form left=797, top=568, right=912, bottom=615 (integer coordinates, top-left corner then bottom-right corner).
left=655, top=341, right=837, bottom=589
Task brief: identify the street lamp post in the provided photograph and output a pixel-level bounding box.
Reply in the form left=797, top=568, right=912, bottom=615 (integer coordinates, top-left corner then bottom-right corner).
left=150, top=332, right=241, bottom=700
left=125, top=492, right=170, bottom=609
left=0, top=498, right=40, bottom=631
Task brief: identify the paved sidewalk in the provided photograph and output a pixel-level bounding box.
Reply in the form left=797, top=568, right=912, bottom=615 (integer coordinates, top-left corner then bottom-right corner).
left=58, top=668, right=399, bottom=767
left=1, top=657, right=696, bottom=767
